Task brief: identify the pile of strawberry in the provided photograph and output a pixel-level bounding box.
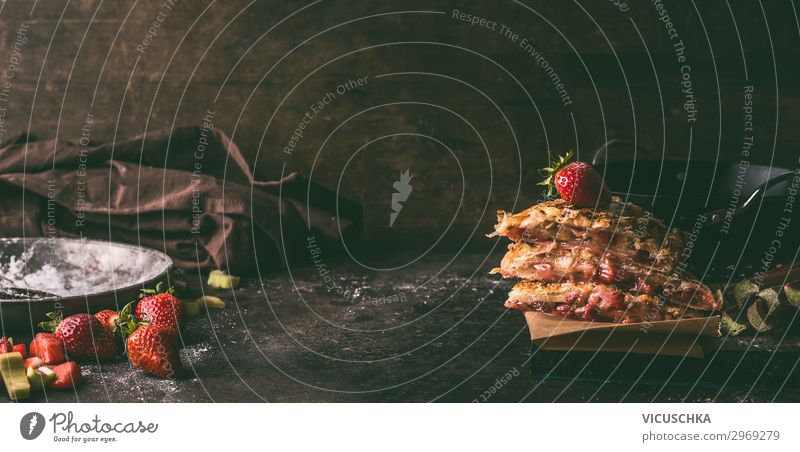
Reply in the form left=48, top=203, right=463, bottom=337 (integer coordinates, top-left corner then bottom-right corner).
left=7, top=282, right=186, bottom=392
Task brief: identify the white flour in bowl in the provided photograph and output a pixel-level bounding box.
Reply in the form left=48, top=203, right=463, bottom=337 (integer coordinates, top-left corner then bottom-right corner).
left=0, top=239, right=170, bottom=298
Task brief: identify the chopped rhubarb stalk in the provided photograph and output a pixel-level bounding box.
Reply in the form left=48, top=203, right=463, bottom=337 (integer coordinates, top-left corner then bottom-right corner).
left=596, top=257, right=617, bottom=283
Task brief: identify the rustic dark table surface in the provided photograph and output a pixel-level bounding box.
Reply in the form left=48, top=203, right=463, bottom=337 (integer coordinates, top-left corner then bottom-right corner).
left=19, top=251, right=800, bottom=403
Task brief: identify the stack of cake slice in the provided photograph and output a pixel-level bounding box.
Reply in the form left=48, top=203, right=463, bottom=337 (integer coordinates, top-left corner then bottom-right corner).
left=489, top=197, right=721, bottom=323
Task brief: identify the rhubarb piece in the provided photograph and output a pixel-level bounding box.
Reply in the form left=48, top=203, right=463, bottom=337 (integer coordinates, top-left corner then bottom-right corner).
left=50, top=362, right=82, bottom=390
left=208, top=269, right=240, bottom=289
left=184, top=296, right=226, bottom=315
left=184, top=301, right=201, bottom=316
left=732, top=280, right=759, bottom=308
left=720, top=312, right=747, bottom=336
left=195, top=295, right=226, bottom=310
left=27, top=365, right=55, bottom=391
left=756, top=288, right=783, bottom=314
left=747, top=299, right=778, bottom=333
left=0, top=352, right=31, bottom=400
left=783, top=284, right=800, bottom=308
left=24, top=357, right=44, bottom=370
left=12, top=343, right=26, bottom=358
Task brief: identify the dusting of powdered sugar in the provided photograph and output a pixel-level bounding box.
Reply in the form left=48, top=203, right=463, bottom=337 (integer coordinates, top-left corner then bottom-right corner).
left=0, top=238, right=170, bottom=298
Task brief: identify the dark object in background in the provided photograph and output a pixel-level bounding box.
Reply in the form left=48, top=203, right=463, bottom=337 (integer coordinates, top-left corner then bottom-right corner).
left=0, top=127, right=361, bottom=273
left=592, top=140, right=798, bottom=276
left=0, top=237, right=172, bottom=330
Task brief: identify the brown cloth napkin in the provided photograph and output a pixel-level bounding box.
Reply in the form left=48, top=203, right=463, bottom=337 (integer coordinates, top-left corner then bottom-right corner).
left=0, top=127, right=360, bottom=272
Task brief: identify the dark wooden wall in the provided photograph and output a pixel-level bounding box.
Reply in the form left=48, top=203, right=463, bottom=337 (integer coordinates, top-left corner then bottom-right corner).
left=1, top=0, right=798, bottom=249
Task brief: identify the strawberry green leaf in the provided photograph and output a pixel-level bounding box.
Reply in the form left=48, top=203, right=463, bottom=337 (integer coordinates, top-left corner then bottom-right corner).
left=38, top=312, right=62, bottom=332
left=116, top=301, right=148, bottom=337
left=538, top=150, right=574, bottom=198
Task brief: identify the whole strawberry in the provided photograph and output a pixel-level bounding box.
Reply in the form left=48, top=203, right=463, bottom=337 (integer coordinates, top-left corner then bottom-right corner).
left=136, top=282, right=184, bottom=332
left=39, top=313, right=118, bottom=360
left=538, top=150, right=611, bottom=206
left=94, top=310, right=119, bottom=335
left=126, top=324, right=183, bottom=379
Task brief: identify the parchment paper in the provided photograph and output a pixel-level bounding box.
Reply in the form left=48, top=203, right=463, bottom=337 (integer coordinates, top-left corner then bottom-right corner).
left=525, top=312, right=721, bottom=358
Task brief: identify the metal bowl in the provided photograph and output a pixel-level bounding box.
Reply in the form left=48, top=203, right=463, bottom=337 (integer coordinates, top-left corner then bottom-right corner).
left=0, top=238, right=173, bottom=332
